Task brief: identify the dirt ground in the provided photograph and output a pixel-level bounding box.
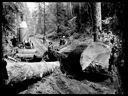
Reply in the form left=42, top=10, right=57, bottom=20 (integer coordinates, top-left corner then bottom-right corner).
left=18, top=67, right=116, bottom=94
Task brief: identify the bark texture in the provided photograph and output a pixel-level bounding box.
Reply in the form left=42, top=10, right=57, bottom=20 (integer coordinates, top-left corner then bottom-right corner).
left=93, top=2, right=102, bottom=42
left=5, top=59, right=60, bottom=84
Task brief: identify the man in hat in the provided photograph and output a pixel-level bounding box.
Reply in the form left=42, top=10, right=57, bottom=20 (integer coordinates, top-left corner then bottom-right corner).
left=60, top=36, right=66, bottom=46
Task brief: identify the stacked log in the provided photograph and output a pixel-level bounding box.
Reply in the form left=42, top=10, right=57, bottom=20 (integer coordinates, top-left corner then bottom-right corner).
left=16, top=49, right=42, bottom=62
left=18, top=49, right=37, bottom=54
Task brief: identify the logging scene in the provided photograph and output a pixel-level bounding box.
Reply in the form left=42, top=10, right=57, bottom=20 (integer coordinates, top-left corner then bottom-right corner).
left=1, top=2, right=127, bottom=94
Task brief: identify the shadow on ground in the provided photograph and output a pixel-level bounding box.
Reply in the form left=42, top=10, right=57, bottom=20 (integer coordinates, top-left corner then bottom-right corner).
left=81, top=72, right=110, bottom=82
left=1, top=77, right=42, bottom=94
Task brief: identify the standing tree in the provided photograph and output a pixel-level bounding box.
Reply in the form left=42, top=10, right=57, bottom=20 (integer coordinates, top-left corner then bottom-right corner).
left=36, top=3, right=44, bottom=35
left=43, top=2, right=45, bottom=36
left=93, top=2, right=102, bottom=42
left=67, top=2, right=73, bottom=19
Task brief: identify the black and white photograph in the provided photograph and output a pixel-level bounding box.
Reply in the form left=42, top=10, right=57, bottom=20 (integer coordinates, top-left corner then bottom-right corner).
left=1, top=1, right=127, bottom=94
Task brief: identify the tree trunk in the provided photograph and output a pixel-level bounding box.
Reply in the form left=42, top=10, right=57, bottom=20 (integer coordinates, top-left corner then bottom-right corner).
left=36, top=3, right=43, bottom=35
left=66, top=2, right=73, bottom=18
left=44, top=2, right=46, bottom=36
left=118, top=3, right=127, bottom=94
left=5, top=60, right=60, bottom=84
left=69, top=2, right=72, bottom=18
left=93, top=2, right=102, bottom=42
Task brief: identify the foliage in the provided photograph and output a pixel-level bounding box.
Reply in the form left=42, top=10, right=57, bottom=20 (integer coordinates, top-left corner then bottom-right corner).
left=2, top=2, right=19, bottom=34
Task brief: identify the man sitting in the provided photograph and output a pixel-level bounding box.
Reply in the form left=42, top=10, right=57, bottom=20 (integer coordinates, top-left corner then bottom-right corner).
left=48, top=42, right=53, bottom=51
left=60, top=36, right=66, bottom=46
left=43, top=42, right=58, bottom=61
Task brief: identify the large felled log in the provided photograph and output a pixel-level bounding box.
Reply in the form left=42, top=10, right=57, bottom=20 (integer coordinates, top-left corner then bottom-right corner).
left=42, top=41, right=111, bottom=80
left=80, top=42, right=111, bottom=71
left=5, top=59, right=60, bottom=84
left=59, top=42, right=111, bottom=79
left=43, top=43, right=88, bottom=78
left=59, top=44, right=88, bottom=78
